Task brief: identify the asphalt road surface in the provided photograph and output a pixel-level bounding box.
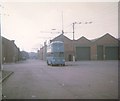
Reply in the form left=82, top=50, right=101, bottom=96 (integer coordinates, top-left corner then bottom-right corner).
left=2, top=59, right=118, bottom=99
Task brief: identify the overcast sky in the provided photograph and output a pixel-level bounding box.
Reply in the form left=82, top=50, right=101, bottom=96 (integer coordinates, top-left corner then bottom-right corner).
left=1, top=2, right=118, bottom=52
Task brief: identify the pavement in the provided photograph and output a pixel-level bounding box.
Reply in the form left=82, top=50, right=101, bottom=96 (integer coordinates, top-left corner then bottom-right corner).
left=1, top=70, right=13, bottom=82
left=0, top=70, right=13, bottom=101
left=1, top=60, right=26, bottom=83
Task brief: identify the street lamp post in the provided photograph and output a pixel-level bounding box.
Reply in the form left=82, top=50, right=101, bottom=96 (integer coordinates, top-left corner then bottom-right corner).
left=0, top=4, right=3, bottom=71
left=0, top=4, right=9, bottom=69
left=72, top=21, right=92, bottom=62
left=0, top=4, right=4, bottom=101
left=0, top=15, right=2, bottom=70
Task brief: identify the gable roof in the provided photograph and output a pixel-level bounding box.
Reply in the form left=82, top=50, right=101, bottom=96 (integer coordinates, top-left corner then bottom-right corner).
left=91, top=33, right=119, bottom=46
left=91, top=38, right=100, bottom=42
left=91, top=33, right=118, bottom=43
left=50, top=34, right=72, bottom=42
left=2, top=36, right=19, bottom=49
left=50, top=33, right=118, bottom=45
left=77, top=36, right=91, bottom=42
left=2, top=36, right=10, bottom=42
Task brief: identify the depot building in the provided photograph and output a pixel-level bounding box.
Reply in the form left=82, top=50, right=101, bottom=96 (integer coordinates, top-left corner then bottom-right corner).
left=38, top=33, right=119, bottom=61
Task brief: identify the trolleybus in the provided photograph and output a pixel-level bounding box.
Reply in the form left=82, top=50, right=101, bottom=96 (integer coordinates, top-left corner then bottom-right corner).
left=46, top=41, right=65, bottom=66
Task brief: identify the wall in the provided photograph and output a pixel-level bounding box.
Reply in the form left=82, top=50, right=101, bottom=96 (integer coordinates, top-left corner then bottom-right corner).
left=2, top=37, right=20, bottom=63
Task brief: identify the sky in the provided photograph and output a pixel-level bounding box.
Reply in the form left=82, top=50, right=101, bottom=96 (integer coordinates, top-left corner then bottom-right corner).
left=1, top=1, right=118, bottom=52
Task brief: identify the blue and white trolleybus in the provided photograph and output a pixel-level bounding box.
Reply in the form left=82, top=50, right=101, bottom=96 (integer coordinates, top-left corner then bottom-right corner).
left=46, top=41, right=65, bottom=66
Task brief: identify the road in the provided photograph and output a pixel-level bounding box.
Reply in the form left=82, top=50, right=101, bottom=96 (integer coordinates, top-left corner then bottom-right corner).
left=2, top=59, right=118, bottom=99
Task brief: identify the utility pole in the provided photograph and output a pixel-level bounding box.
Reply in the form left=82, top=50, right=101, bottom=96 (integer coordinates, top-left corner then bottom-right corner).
left=72, top=22, right=76, bottom=62
left=73, top=22, right=76, bottom=62
left=72, top=21, right=92, bottom=62
left=73, top=23, right=75, bottom=40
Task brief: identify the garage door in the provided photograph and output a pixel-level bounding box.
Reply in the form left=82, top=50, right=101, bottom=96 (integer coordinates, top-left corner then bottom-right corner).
left=76, top=47, right=90, bottom=60
left=105, top=46, right=118, bottom=60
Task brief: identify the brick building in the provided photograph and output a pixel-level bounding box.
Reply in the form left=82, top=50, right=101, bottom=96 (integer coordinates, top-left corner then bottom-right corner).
left=2, top=37, right=20, bottom=63
left=91, top=33, right=119, bottom=60
left=38, top=42, right=47, bottom=60
left=38, top=33, right=119, bottom=61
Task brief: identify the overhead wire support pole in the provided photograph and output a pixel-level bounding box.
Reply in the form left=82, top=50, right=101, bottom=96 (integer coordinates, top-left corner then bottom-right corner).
left=72, top=22, right=76, bottom=41
left=72, top=21, right=92, bottom=62
left=62, top=11, right=64, bottom=35
left=72, top=22, right=76, bottom=62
